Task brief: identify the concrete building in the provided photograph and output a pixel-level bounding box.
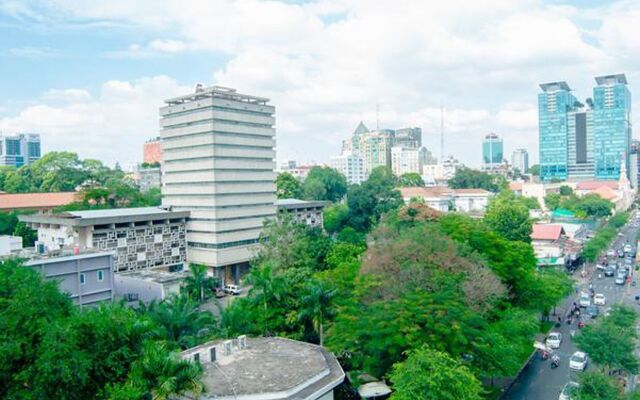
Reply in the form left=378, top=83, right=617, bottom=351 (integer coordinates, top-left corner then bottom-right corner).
left=482, top=132, right=504, bottom=172
left=278, top=160, right=319, bottom=180
left=160, top=85, right=276, bottom=284
left=511, top=149, right=529, bottom=174
left=399, top=187, right=493, bottom=213
left=0, top=192, right=79, bottom=213
left=394, top=127, right=422, bottom=148
left=143, top=137, right=163, bottom=164
left=137, top=166, right=162, bottom=192
left=276, top=198, right=326, bottom=229
left=179, top=336, right=344, bottom=400
left=422, top=155, right=461, bottom=186
left=330, top=153, right=366, bottom=184
left=20, top=207, right=189, bottom=273
left=358, top=129, right=394, bottom=173
left=391, top=146, right=430, bottom=176
left=0, top=133, right=41, bottom=167
left=25, top=250, right=114, bottom=307
left=0, top=235, right=22, bottom=256
left=114, top=268, right=190, bottom=303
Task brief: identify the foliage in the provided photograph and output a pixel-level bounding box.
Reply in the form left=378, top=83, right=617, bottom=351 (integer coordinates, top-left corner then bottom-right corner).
left=544, top=192, right=562, bottom=210
left=582, top=213, right=629, bottom=262
left=298, top=281, right=336, bottom=346
left=324, top=203, right=349, bottom=233
left=276, top=172, right=303, bottom=199
left=346, top=166, right=403, bottom=231
left=484, top=193, right=532, bottom=243
left=559, top=185, right=574, bottom=196
left=520, top=196, right=541, bottom=210
left=13, top=221, right=37, bottom=247
left=528, top=164, right=540, bottom=176
left=389, top=345, right=483, bottom=400
left=397, top=172, right=424, bottom=187
left=448, top=167, right=505, bottom=193
left=545, top=191, right=612, bottom=218
left=575, top=305, right=639, bottom=375
left=575, top=372, right=620, bottom=400
left=181, top=264, right=217, bottom=303
left=302, top=166, right=347, bottom=202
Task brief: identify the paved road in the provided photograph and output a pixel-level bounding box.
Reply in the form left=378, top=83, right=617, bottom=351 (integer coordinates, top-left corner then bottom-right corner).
left=506, top=215, right=640, bottom=400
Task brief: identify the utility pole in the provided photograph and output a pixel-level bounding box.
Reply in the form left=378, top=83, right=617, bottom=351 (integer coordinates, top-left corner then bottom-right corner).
left=376, top=103, right=380, bottom=131
left=440, top=105, right=444, bottom=161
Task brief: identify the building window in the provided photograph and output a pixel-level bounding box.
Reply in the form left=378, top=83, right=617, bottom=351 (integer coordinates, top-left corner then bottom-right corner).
left=97, top=270, right=104, bottom=282
left=137, top=252, right=146, bottom=262
left=80, top=273, right=86, bottom=285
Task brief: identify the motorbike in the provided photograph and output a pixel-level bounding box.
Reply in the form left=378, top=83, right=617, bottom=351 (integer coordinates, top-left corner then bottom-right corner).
left=551, top=355, right=560, bottom=369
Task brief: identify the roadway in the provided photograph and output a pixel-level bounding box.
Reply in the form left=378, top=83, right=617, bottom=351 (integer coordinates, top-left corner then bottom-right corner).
left=506, top=214, right=640, bottom=400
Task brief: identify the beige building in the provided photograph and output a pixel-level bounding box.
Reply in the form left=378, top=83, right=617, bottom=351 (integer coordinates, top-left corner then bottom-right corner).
left=160, top=85, right=276, bottom=283
left=391, top=146, right=431, bottom=176
left=358, top=129, right=394, bottom=173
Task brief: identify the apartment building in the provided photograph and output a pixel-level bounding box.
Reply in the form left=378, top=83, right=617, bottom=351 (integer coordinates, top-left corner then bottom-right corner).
left=159, top=85, right=276, bottom=283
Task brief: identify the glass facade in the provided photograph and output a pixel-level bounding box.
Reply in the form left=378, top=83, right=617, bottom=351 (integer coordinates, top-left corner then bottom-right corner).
left=482, top=135, right=503, bottom=165
left=538, top=82, right=576, bottom=181
left=0, top=134, right=41, bottom=167
left=593, top=76, right=631, bottom=180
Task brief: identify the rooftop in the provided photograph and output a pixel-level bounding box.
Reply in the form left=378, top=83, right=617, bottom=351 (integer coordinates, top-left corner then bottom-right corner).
left=576, top=181, right=618, bottom=191
left=539, top=81, right=571, bottom=92
left=595, top=74, right=627, bottom=86
left=276, top=198, right=327, bottom=209
left=181, top=337, right=344, bottom=400
left=165, top=85, right=270, bottom=106
left=20, top=206, right=190, bottom=227
left=119, top=269, right=190, bottom=284
left=531, top=224, right=565, bottom=241
left=0, top=192, right=78, bottom=211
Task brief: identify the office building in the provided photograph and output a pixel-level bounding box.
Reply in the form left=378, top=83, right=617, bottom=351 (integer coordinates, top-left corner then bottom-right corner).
left=160, top=85, right=276, bottom=284
left=276, top=198, right=326, bottom=229
left=422, top=155, right=461, bottom=186
left=137, top=166, right=162, bottom=192
left=330, top=153, right=366, bottom=184
left=20, top=207, right=189, bottom=273
left=593, top=74, right=632, bottom=180
left=482, top=132, right=504, bottom=172
left=0, top=133, right=41, bottom=167
left=179, top=337, right=344, bottom=400
left=391, top=146, right=430, bottom=176
left=630, top=140, right=640, bottom=189
left=511, top=149, right=529, bottom=174
left=358, top=129, right=394, bottom=173
left=143, top=137, right=163, bottom=165
left=538, top=75, right=632, bottom=182
left=394, top=127, right=422, bottom=148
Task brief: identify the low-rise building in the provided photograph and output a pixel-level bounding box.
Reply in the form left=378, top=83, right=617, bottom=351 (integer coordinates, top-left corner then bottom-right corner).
left=24, top=249, right=114, bottom=307
left=276, top=198, right=326, bottom=228
left=0, top=192, right=79, bottom=213
left=0, top=235, right=23, bottom=256
left=20, top=207, right=189, bottom=272
left=137, top=166, right=162, bottom=192
left=399, top=187, right=493, bottom=213
left=179, top=336, right=345, bottom=400
left=114, top=268, right=190, bottom=303
left=530, top=223, right=582, bottom=267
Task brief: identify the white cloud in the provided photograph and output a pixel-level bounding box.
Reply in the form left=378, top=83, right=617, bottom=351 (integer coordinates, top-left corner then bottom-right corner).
left=3, top=0, right=640, bottom=166
left=5, top=46, right=58, bottom=58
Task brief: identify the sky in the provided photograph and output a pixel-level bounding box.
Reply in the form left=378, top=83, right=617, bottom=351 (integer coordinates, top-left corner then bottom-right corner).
left=1, top=0, right=639, bottom=168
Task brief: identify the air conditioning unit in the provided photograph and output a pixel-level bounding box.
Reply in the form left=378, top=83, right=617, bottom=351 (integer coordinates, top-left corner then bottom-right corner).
left=238, top=335, right=247, bottom=350
left=223, top=340, right=233, bottom=356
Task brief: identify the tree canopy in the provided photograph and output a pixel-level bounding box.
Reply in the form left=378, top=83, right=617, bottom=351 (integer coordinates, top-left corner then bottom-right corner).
left=275, top=172, right=303, bottom=199
left=397, top=172, right=424, bottom=187
left=448, top=167, right=506, bottom=193
left=483, top=192, right=533, bottom=243
left=302, top=166, right=347, bottom=202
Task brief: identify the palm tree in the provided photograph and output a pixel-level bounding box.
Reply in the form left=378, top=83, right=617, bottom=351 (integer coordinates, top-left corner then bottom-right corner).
left=182, top=264, right=215, bottom=303
left=245, top=263, right=280, bottom=336
left=299, top=281, right=336, bottom=346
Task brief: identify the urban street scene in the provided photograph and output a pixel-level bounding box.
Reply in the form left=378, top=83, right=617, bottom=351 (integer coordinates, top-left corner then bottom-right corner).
left=1, top=1, right=639, bottom=399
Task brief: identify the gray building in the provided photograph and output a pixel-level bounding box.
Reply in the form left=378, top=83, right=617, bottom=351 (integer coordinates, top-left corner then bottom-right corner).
left=394, top=127, right=422, bottom=149
left=114, top=268, right=190, bottom=303
left=179, top=337, right=344, bottom=400
left=160, top=85, right=276, bottom=284
left=137, top=166, right=162, bottom=192
left=20, top=207, right=189, bottom=273
left=25, top=250, right=114, bottom=307
left=511, top=148, right=529, bottom=174
left=0, top=133, right=41, bottom=167
left=277, top=199, right=326, bottom=229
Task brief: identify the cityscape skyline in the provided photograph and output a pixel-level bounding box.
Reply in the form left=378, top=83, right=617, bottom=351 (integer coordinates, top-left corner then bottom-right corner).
left=1, top=1, right=640, bottom=168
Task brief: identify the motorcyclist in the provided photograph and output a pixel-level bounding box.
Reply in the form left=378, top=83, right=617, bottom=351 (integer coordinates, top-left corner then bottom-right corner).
left=551, top=354, right=560, bottom=368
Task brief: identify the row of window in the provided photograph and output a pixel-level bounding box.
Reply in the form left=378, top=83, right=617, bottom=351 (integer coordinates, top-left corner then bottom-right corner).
left=188, top=238, right=260, bottom=249
left=79, top=270, right=105, bottom=285
left=164, top=105, right=273, bottom=119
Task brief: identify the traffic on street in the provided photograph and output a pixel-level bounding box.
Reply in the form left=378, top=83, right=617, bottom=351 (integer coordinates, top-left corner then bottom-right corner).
left=506, top=211, right=640, bottom=400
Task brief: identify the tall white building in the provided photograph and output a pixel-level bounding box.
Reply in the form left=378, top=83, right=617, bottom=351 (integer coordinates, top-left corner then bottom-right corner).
left=391, top=146, right=430, bottom=176
left=160, top=85, right=276, bottom=283
left=330, top=153, right=366, bottom=184
left=511, top=148, right=530, bottom=174
left=422, top=155, right=461, bottom=186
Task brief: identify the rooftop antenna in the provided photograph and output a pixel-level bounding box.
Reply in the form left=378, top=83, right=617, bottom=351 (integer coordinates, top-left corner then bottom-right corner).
left=376, top=103, right=380, bottom=131
left=440, top=105, right=445, bottom=161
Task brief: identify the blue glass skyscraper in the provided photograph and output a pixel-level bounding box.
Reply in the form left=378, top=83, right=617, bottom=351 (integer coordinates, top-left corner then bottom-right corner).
left=592, top=74, right=631, bottom=180
left=538, top=81, right=577, bottom=181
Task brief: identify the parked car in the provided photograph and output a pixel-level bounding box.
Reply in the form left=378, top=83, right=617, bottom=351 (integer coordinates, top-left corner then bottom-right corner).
left=559, top=381, right=579, bottom=400
left=624, top=244, right=632, bottom=253
left=224, top=284, right=243, bottom=295
left=615, top=274, right=626, bottom=285
left=618, top=249, right=625, bottom=257
left=546, top=332, right=563, bottom=349
left=586, top=305, right=599, bottom=318
left=607, top=249, right=616, bottom=258
left=579, top=293, right=591, bottom=307
left=604, top=267, right=616, bottom=277
left=593, top=293, right=606, bottom=305
left=569, top=351, right=588, bottom=371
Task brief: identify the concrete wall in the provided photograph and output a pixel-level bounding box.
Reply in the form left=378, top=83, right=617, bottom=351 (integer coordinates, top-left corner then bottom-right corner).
left=114, top=274, right=165, bottom=303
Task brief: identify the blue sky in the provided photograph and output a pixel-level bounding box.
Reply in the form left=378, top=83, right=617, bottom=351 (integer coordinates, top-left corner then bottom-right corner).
left=1, top=0, right=639, bottom=167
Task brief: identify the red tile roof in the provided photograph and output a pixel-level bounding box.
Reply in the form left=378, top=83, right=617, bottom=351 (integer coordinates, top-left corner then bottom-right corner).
left=0, top=192, right=79, bottom=211
left=509, top=182, right=523, bottom=191
left=576, top=181, right=618, bottom=191
left=592, top=186, right=618, bottom=201
left=531, top=224, right=565, bottom=241
left=453, top=188, right=492, bottom=195
left=399, top=187, right=454, bottom=198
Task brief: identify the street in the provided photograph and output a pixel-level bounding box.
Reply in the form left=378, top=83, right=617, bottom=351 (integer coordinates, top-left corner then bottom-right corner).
left=506, top=215, right=640, bottom=400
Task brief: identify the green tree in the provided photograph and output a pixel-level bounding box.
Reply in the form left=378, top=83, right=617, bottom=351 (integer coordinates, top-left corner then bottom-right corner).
left=389, top=346, right=483, bottom=400
left=276, top=172, right=303, bottom=199
left=302, top=166, right=347, bottom=202
left=323, top=203, right=349, bottom=233
left=398, top=172, right=424, bottom=187
left=528, top=164, right=540, bottom=176
left=182, top=264, right=217, bottom=303
left=575, top=372, right=620, bottom=400
left=13, top=221, right=37, bottom=247
left=298, top=281, right=336, bottom=346
left=559, top=185, right=574, bottom=196
left=573, top=194, right=613, bottom=218
left=244, top=263, right=282, bottom=336
left=484, top=195, right=532, bottom=243
left=448, top=167, right=503, bottom=192
left=346, top=166, right=402, bottom=231
left=544, top=192, right=562, bottom=210
left=520, top=196, right=541, bottom=210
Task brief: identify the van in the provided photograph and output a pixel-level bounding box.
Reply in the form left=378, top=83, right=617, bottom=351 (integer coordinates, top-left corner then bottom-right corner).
left=224, top=284, right=242, bottom=295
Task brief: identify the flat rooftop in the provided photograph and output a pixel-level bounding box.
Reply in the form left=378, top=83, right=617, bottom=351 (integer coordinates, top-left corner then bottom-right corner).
left=164, top=85, right=270, bottom=106
left=539, top=81, right=571, bottom=92
left=276, top=198, right=327, bottom=209
left=595, top=73, right=627, bottom=85
left=181, top=337, right=344, bottom=400
left=118, top=269, right=190, bottom=284
left=19, top=207, right=190, bottom=227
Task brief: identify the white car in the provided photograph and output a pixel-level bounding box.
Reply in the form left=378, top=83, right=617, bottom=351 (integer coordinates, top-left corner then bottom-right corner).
left=579, top=293, right=591, bottom=308
left=559, top=382, right=579, bottom=400
left=223, top=284, right=243, bottom=295
left=607, top=249, right=616, bottom=257
left=569, top=351, right=588, bottom=371
left=546, top=332, right=563, bottom=349
left=593, top=294, right=606, bottom=305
